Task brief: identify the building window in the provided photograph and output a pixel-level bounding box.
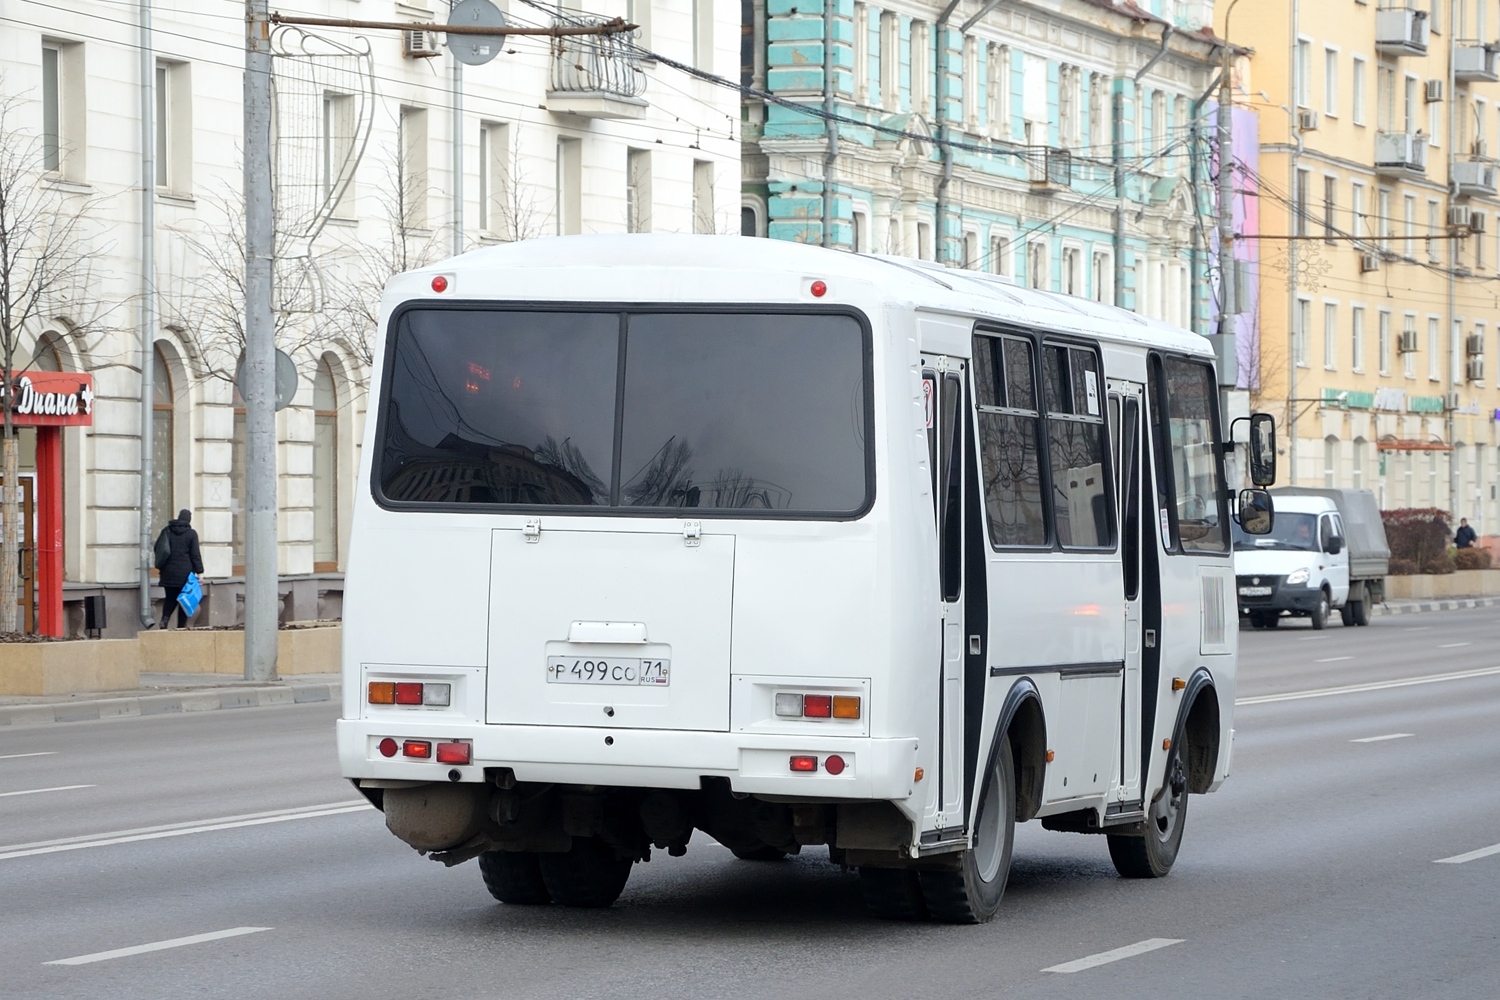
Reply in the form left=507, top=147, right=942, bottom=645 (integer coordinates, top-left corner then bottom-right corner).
left=1351, top=182, right=1366, bottom=240
left=1404, top=74, right=1419, bottom=133
left=963, top=36, right=979, bottom=131
left=1295, top=298, right=1312, bottom=367
left=741, top=203, right=760, bottom=238
left=1092, top=250, right=1113, bottom=305
left=692, top=159, right=714, bottom=234
left=1352, top=306, right=1365, bottom=373
left=1428, top=199, right=1442, bottom=262
left=1352, top=56, right=1366, bottom=126
left=627, top=148, right=652, bottom=233
left=1378, top=311, right=1392, bottom=375
left=313, top=358, right=339, bottom=571
left=1452, top=320, right=1463, bottom=385
left=1059, top=66, right=1081, bottom=149
left=1323, top=176, right=1337, bottom=243
left=881, top=13, right=900, bottom=112
left=1295, top=169, right=1310, bottom=237
left=1324, top=303, right=1338, bottom=370
left=400, top=106, right=429, bottom=230
left=991, top=234, right=1011, bottom=277
left=152, top=347, right=175, bottom=536
left=1028, top=240, right=1048, bottom=289
left=1324, top=48, right=1339, bottom=117
left=1378, top=65, right=1395, bottom=131
left=988, top=45, right=1012, bottom=138
left=1061, top=246, right=1081, bottom=294
left=1403, top=315, right=1417, bottom=378
left=1324, top=436, right=1338, bottom=487
left=918, top=222, right=933, bottom=261
left=556, top=136, right=581, bottom=235
left=628, top=0, right=652, bottom=49
left=692, top=0, right=712, bottom=70
left=854, top=211, right=868, bottom=252
left=321, top=89, right=354, bottom=217
left=853, top=4, right=869, bottom=105
left=1295, top=38, right=1311, bottom=108
left=40, top=41, right=83, bottom=179
left=1430, top=316, right=1441, bottom=380
left=1378, top=188, right=1392, bottom=252
left=479, top=121, right=510, bottom=236
left=42, top=45, right=61, bottom=172
left=1089, top=73, right=1109, bottom=151
left=1403, top=194, right=1415, bottom=259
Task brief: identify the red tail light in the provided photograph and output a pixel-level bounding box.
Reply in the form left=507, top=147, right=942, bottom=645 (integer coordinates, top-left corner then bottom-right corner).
left=803, top=695, right=833, bottom=718
left=377, top=737, right=398, bottom=758
left=824, top=754, right=847, bottom=776
left=789, top=755, right=818, bottom=772
left=436, top=741, right=471, bottom=765
left=402, top=740, right=432, bottom=759
left=394, top=683, right=423, bottom=705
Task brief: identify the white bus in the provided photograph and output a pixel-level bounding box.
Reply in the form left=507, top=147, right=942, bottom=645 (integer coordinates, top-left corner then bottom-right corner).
left=338, top=235, right=1276, bottom=923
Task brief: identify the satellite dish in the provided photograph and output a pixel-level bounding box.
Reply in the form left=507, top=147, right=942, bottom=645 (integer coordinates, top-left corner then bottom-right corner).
left=448, top=0, right=507, bottom=66
left=235, top=349, right=300, bottom=412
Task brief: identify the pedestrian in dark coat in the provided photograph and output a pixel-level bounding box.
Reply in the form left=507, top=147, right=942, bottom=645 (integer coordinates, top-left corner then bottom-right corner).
left=1455, top=518, right=1477, bottom=550
left=155, top=509, right=204, bottom=629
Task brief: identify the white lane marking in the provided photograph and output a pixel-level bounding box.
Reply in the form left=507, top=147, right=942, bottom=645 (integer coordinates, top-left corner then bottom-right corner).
left=1315, top=656, right=1354, bottom=663
left=1350, top=733, right=1414, bottom=743
left=1439, top=642, right=1472, bottom=648
left=1237, top=665, right=1500, bottom=706
left=0, top=784, right=93, bottom=799
left=1435, top=843, right=1500, bottom=865
left=0, top=752, right=58, bottom=761
left=1295, top=636, right=1327, bottom=642
left=45, top=926, right=271, bottom=966
left=1043, top=938, right=1184, bottom=974
left=1404, top=627, right=1432, bottom=632
left=0, top=800, right=371, bottom=862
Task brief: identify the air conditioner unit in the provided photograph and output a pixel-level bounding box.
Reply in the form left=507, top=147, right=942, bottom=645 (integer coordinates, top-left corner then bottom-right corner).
left=1467, top=333, right=1485, bottom=355
left=402, top=29, right=441, bottom=58
left=1449, top=205, right=1473, bottom=228
left=1476, top=139, right=1491, bottom=158
left=1360, top=252, right=1381, bottom=273
left=1426, top=79, right=1445, bottom=103
left=1297, top=110, right=1319, bottom=132
left=1467, top=358, right=1485, bottom=382
left=1471, top=211, right=1488, bottom=233
left=1446, top=390, right=1463, bottom=409
left=1398, top=330, right=1419, bottom=353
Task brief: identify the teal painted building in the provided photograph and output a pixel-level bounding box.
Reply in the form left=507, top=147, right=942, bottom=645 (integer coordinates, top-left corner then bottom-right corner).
left=741, top=0, right=1224, bottom=333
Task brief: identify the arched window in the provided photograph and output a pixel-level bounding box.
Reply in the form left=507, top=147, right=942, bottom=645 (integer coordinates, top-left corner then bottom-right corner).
left=152, top=346, right=175, bottom=530
left=1324, top=435, right=1338, bottom=487
left=1351, top=437, right=1366, bottom=490
left=312, top=358, right=339, bottom=570
left=33, top=335, right=63, bottom=371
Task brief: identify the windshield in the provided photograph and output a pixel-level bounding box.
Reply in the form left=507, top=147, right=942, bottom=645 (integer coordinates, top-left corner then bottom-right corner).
left=1232, top=511, right=1318, bottom=551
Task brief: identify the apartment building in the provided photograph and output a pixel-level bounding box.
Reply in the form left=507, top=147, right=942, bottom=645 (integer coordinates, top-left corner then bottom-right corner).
left=0, top=1, right=739, bottom=634
left=741, top=0, right=1224, bottom=330
left=1225, top=0, right=1500, bottom=531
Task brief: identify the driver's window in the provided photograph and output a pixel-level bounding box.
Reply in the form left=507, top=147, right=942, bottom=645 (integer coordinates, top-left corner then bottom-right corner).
left=1319, top=516, right=1335, bottom=549
left=1152, top=356, right=1229, bottom=554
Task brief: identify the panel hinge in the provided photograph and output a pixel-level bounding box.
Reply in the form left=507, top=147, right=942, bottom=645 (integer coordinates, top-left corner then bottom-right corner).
left=683, top=520, right=702, bottom=547
left=523, top=518, right=541, bottom=543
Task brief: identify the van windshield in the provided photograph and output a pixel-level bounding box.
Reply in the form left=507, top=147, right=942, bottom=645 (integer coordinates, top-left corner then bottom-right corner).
left=377, top=308, right=871, bottom=516
left=1232, top=512, right=1318, bottom=551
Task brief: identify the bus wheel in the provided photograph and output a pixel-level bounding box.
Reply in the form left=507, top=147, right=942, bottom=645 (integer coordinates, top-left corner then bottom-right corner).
left=731, top=845, right=788, bottom=861
left=478, top=850, right=551, bottom=905
left=859, top=867, right=927, bottom=921
left=918, top=738, right=1016, bottom=924
left=1108, top=731, right=1189, bottom=879
left=538, top=837, right=633, bottom=908
left=1309, top=592, right=1330, bottom=630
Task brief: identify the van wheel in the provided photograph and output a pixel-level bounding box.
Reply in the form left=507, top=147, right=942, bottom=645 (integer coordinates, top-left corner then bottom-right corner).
left=859, top=867, right=928, bottom=921
left=1351, top=598, right=1370, bottom=626
left=538, top=837, right=633, bottom=908
left=731, top=845, right=788, bottom=861
left=478, top=850, right=552, bottom=905
left=917, top=738, right=1016, bottom=924
left=1108, top=731, right=1189, bottom=879
left=1309, top=592, right=1330, bottom=630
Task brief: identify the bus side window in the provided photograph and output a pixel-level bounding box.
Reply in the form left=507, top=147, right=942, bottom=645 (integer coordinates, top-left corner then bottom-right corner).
left=940, top=372, right=964, bottom=602
left=923, top=370, right=939, bottom=517
left=1042, top=343, right=1114, bottom=550
left=1150, top=355, right=1230, bottom=554
left=973, top=333, right=1047, bottom=548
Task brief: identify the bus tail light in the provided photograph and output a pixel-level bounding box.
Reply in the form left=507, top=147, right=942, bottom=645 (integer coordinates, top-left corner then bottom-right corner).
left=824, top=754, right=847, bottom=775
left=789, top=755, right=818, bottom=772
left=394, top=683, right=423, bottom=705
left=436, top=741, right=471, bottom=765
left=803, top=695, right=832, bottom=718
left=832, top=696, right=861, bottom=719
left=402, top=740, right=432, bottom=759
left=378, top=737, right=398, bottom=757
left=773, top=692, right=861, bottom=721
left=368, top=682, right=396, bottom=705
left=370, top=681, right=451, bottom=707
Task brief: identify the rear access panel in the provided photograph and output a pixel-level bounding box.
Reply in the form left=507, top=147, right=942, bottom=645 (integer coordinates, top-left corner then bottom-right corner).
left=487, top=527, right=735, bottom=731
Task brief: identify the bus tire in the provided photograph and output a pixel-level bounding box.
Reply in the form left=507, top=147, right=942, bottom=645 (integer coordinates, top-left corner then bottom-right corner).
left=731, top=845, right=788, bottom=861
left=478, top=850, right=552, bottom=905
left=917, top=737, right=1016, bottom=924
left=537, top=837, right=633, bottom=908
left=1107, top=730, right=1190, bottom=879
left=858, top=867, right=928, bottom=921
left=1309, top=591, right=1330, bottom=630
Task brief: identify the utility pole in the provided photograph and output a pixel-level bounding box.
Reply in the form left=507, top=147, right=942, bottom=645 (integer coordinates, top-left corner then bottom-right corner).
left=1217, top=42, right=1236, bottom=366
left=138, top=0, right=157, bottom=630
left=452, top=54, right=464, bottom=258
left=820, top=8, right=837, bottom=248
left=243, top=0, right=278, bottom=681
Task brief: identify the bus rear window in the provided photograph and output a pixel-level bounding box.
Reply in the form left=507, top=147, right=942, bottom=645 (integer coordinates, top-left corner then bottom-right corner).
left=377, top=308, right=871, bottom=516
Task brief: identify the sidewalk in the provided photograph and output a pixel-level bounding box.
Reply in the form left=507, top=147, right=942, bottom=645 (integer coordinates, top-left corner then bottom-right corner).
left=1373, top=596, right=1500, bottom=616
left=0, top=671, right=340, bottom=727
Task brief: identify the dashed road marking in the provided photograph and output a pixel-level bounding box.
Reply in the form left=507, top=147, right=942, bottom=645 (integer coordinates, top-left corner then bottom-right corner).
left=1237, top=665, right=1500, bottom=705
left=1435, top=842, right=1500, bottom=865
left=1439, top=642, right=1472, bottom=648
left=1350, top=733, right=1414, bottom=743
left=45, top=927, right=272, bottom=966
left=1043, top=938, right=1184, bottom=974
left=0, top=752, right=57, bottom=761
left=0, top=784, right=93, bottom=799
left=1316, top=656, right=1354, bottom=663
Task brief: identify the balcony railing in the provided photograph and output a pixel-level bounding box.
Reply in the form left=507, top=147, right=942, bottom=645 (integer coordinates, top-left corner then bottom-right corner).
left=546, top=14, right=647, bottom=119
left=1453, top=158, right=1498, bottom=197
left=1455, top=44, right=1500, bottom=82
left=1023, top=147, right=1072, bottom=189
left=1375, top=6, right=1430, bottom=56
left=1374, top=131, right=1428, bottom=175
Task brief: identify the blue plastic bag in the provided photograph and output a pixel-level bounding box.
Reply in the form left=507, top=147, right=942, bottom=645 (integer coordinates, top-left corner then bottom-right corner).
left=177, top=572, right=202, bottom=618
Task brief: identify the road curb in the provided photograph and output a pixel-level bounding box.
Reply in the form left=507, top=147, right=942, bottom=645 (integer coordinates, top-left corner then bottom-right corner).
left=0, top=681, right=341, bottom=727
left=1373, top=596, right=1500, bottom=616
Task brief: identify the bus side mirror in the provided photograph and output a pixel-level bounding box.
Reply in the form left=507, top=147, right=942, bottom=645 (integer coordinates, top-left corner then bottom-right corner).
left=1237, top=488, right=1274, bottom=535
left=1247, top=413, right=1276, bottom=486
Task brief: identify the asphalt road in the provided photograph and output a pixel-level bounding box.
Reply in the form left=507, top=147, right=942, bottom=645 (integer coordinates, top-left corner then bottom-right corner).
left=3, top=607, right=1499, bottom=999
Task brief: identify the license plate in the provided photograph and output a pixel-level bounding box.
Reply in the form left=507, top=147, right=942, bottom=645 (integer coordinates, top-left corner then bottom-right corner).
left=547, top=656, right=670, bottom=687
left=1238, top=586, right=1272, bottom=597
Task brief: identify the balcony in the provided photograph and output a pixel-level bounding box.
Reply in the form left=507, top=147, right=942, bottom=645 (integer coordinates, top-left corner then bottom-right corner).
left=1375, top=6, right=1430, bottom=56
left=1455, top=44, right=1500, bottom=83
left=1375, top=131, right=1428, bottom=176
left=1453, top=158, right=1498, bottom=197
left=1023, top=146, right=1072, bottom=190
left=545, top=16, right=647, bottom=120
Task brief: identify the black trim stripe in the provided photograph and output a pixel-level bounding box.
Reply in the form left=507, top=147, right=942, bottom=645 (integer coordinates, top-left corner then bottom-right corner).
left=989, top=661, right=1125, bottom=678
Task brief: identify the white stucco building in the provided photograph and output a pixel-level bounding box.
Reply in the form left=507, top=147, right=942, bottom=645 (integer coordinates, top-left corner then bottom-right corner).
left=0, top=1, right=741, bottom=633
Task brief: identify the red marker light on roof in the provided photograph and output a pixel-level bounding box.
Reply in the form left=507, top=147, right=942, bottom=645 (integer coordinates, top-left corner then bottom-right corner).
left=431, top=275, right=449, bottom=293
left=810, top=279, right=828, bottom=297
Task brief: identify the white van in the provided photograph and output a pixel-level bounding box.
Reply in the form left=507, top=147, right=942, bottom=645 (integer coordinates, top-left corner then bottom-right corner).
left=337, top=235, right=1277, bottom=923
left=1234, top=494, right=1349, bottom=629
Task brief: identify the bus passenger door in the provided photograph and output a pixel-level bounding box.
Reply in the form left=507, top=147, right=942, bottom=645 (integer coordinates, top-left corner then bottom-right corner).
left=1112, top=384, right=1145, bottom=805
left=925, top=360, right=968, bottom=832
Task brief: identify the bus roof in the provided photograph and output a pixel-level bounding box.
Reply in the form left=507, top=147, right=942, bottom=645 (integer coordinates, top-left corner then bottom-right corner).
left=396, top=234, right=1212, bottom=358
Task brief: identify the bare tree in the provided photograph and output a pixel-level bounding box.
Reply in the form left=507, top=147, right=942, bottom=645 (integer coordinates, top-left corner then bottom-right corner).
left=0, top=90, right=102, bottom=631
